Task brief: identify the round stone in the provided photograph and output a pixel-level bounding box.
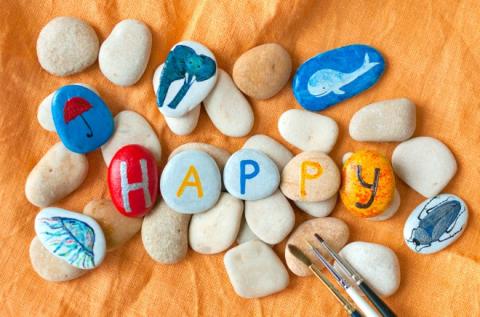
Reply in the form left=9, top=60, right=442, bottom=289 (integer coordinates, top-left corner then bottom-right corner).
left=294, top=193, right=338, bottom=218
left=169, top=143, right=230, bottom=171
left=160, top=150, right=221, bottom=213
left=242, top=134, right=293, bottom=170
left=36, top=17, right=99, bottom=76
left=280, top=151, right=340, bottom=202
left=340, top=150, right=395, bottom=217
left=223, top=149, right=280, bottom=201
left=233, top=43, right=292, bottom=99
left=285, top=217, right=349, bottom=277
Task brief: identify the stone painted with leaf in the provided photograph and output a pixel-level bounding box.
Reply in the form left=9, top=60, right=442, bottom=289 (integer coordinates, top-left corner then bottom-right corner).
left=34, top=207, right=106, bottom=269
left=52, top=84, right=114, bottom=153
left=108, top=145, right=159, bottom=218
left=292, top=44, right=385, bottom=111
left=340, top=150, right=395, bottom=217
left=156, top=40, right=217, bottom=118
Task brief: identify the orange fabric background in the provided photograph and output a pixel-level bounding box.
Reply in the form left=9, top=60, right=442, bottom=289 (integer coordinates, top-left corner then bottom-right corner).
left=0, top=1, right=479, bottom=316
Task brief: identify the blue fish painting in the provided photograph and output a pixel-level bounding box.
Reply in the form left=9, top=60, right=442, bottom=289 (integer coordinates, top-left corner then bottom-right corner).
left=292, top=44, right=385, bottom=111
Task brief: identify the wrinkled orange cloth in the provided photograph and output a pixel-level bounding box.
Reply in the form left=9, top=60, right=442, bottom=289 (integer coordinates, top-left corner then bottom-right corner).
left=1, top=1, right=479, bottom=316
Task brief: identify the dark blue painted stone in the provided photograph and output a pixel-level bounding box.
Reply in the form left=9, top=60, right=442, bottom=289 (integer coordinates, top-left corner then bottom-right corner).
left=52, top=85, right=114, bottom=154
left=292, top=44, right=385, bottom=111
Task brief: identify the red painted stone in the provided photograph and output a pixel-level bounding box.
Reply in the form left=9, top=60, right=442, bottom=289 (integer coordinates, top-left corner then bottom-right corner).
left=108, top=145, right=159, bottom=217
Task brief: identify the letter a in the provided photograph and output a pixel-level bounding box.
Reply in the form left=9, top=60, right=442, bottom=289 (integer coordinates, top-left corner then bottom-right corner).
left=177, top=165, right=204, bottom=198
left=120, top=159, right=152, bottom=213
left=240, top=160, right=260, bottom=195
left=300, top=161, right=323, bottom=198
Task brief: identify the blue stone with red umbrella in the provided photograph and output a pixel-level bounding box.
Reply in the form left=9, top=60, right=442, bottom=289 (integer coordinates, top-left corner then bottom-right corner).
left=52, top=85, right=114, bottom=153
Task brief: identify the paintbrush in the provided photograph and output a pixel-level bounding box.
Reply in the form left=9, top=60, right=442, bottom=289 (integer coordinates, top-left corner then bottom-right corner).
left=314, top=233, right=397, bottom=317
left=305, top=241, right=380, bottom=317
left=287, top=244, right=362, bottom=317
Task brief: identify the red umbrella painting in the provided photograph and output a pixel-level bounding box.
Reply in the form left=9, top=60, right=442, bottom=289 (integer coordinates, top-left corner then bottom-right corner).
left=64, top=97, right=94, bottom=138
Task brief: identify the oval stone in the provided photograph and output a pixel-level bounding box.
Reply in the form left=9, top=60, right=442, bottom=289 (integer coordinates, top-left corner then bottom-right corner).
left=52, top=84, right=114, bottom=153
left=340, top=150, right=395, bottom=217
left=285, top=217, right=349, bottom=277
left=108, top=145, right=159, bottom=217
left=294, top=193, right=338, bottom=218
left=242, top=134, right=293, bottom=170
left=35, top=207, right=106, bottom=269
left=155, top=40, right=217, bottom=118
left=160, top=150, right=221, bottom=213
left=101, top=110, right=162, bottom=165
left=99, top=19, right=152, bottom=86
left=25, top=142, right=88, bottom=207
left=189, top=193, right=244, bottom=254
left=169, top=143, right=230, bottom=171
left=293, top=44, right=385, bottom=111
left=403, top=194, right=468, bottom=254
left=280, top=151, right=340, bottom=202
left=223, top=149, right=280, bottom=201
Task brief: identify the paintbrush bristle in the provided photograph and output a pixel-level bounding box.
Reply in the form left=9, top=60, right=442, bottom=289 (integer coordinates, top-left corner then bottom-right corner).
left=287, top=244, right=312, bottom=267
left=314, top=233, right=324, bottom=243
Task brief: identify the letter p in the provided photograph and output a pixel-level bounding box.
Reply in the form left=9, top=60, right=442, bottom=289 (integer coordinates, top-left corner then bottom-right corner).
left=300, top=160, right=323, bottom=198
left=240, top=160, right=260, bottom=195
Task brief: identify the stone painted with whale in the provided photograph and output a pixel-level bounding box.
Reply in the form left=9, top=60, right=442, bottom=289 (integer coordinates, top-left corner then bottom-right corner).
left=292, top=44, right=385, bottom=111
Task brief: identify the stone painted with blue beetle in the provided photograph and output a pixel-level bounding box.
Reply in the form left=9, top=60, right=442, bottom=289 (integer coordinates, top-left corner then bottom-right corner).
left=52, top=84, right=114, bottom=153
left=404, top=194, right=468, bottom=254
left=223, top=149, right=280, bottom=201
left=292, top=44, right=385, bottom=111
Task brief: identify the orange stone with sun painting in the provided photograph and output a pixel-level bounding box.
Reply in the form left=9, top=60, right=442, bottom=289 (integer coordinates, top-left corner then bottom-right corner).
left=340, top=150, right=395, bottom=217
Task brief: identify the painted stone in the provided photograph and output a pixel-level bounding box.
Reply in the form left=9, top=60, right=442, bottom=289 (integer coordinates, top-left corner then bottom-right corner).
left=368, top=188, right=401, bottom=221
left=223, top=149, right=280, bottom=201
left=340, top=150, right=395, bottom=218
left=108, top=145, right=159, bottom=217
left=403, top=194, right=468, bottom=254
left=155, top=40, right=217, bottom=118
left=292, top=44, right=385, bottom=111
left=52, top=84, right=114, bottom=154
left=242, top=134, right=293, bottom=170
left=160, top=150, right=221, bottom=214
left=280, top=151, right=340, bottom=202
left=34, top=207, right=106, bottom=269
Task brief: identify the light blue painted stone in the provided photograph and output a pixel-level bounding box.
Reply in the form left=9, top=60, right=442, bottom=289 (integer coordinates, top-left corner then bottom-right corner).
left=292, top=44, right=385, bottom=111
left=52, top=84, right=114, bottom=154
left=223, top=149, right=280, bottom=201
left=160, top=149, right=221, bottom=214
left=403, top=194, right=468, bottom=254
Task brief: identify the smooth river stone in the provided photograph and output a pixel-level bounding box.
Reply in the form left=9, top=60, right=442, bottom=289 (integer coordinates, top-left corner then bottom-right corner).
left=160, top=150, right=221, bottom=213
left=223, top=149, right=280, bottom=201
left=340, top=150, right=395, bottom=217
left=245, top=190, right=295, bottom=245
left=368, top=188, right=401, bottom=221
left=35, top=207, right=106, bottom=269
left=349, top=98, right=416, bottom=142
left=83, top=199, right=142, bottom=251
left=142, top=200, right=191, bottom=264
left=189, top=193, right=243, bottom=254
left=25, top=142, right=88, bottom=207
left=30, top=237, right=87, bottom=282
left=155, top=41, right=217, bottom=118
left=233, top=43, right=292, bottom=100
left=342, top=152, right=353, bottom=164
left=153, top=65, right=200, bottom=135
left=242, top=134, right=293, bottom=170
left=236, top=216, right=261, bottom=244
left=280, top=151, right=340, bottom=202
left=203, top=69, right=254, bottom=137
left=285, top=217, right=349, bottom=277
left=108, top=145, right=159, bottom=217
left=99, top=19, right=151, bottom=86
left=52, top=84, right=114, bottom=154
left=403, top=194, right=468, bottom=254
left=101, top=110, right=162, bottom=165
left=336, top=242, right=401, bottom=297
left=37, top=17, right=99, bottom=76
left=294, top=193, right=338, bottom=218
left=224, top=240, right=289, bottom=298
left=169, top=143, right=230, bottom=171
left=292, top=44, right=385, bottom=111
left=278, top=109, right=339, bottom=153
left=37, top=83, right=98, bottom=132
left=392, top=136, right=457, bottom=197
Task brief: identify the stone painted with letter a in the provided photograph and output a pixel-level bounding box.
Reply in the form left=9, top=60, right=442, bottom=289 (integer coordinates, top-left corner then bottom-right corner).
left=108, top=145, right=159, bottom=217
left=340, top=150, right=395, bottom=217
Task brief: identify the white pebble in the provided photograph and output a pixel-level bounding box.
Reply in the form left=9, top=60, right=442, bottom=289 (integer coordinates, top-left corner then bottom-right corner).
left=242, top=134, right=293, bottom=170
left=368, top=188, right=401, bottom=221
left=294, top=193, right=337, bottom=217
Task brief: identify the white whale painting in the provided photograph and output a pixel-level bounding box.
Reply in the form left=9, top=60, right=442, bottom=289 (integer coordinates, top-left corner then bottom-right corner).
left=307, top=53, right=380, bottom=97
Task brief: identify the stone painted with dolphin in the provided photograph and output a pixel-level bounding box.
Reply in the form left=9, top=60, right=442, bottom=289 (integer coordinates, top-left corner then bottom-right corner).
left=156, top=40, right=217, bottom=118
left=292, top=44, right=385, bottom=111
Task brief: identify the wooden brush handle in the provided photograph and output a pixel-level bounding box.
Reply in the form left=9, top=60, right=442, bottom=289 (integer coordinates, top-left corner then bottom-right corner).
left=358, top=282, right=396, bottom=317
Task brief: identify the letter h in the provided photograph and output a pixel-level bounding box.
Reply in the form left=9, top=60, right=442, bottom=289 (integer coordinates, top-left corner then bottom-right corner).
left=120, top=159, right=152, bottom=213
